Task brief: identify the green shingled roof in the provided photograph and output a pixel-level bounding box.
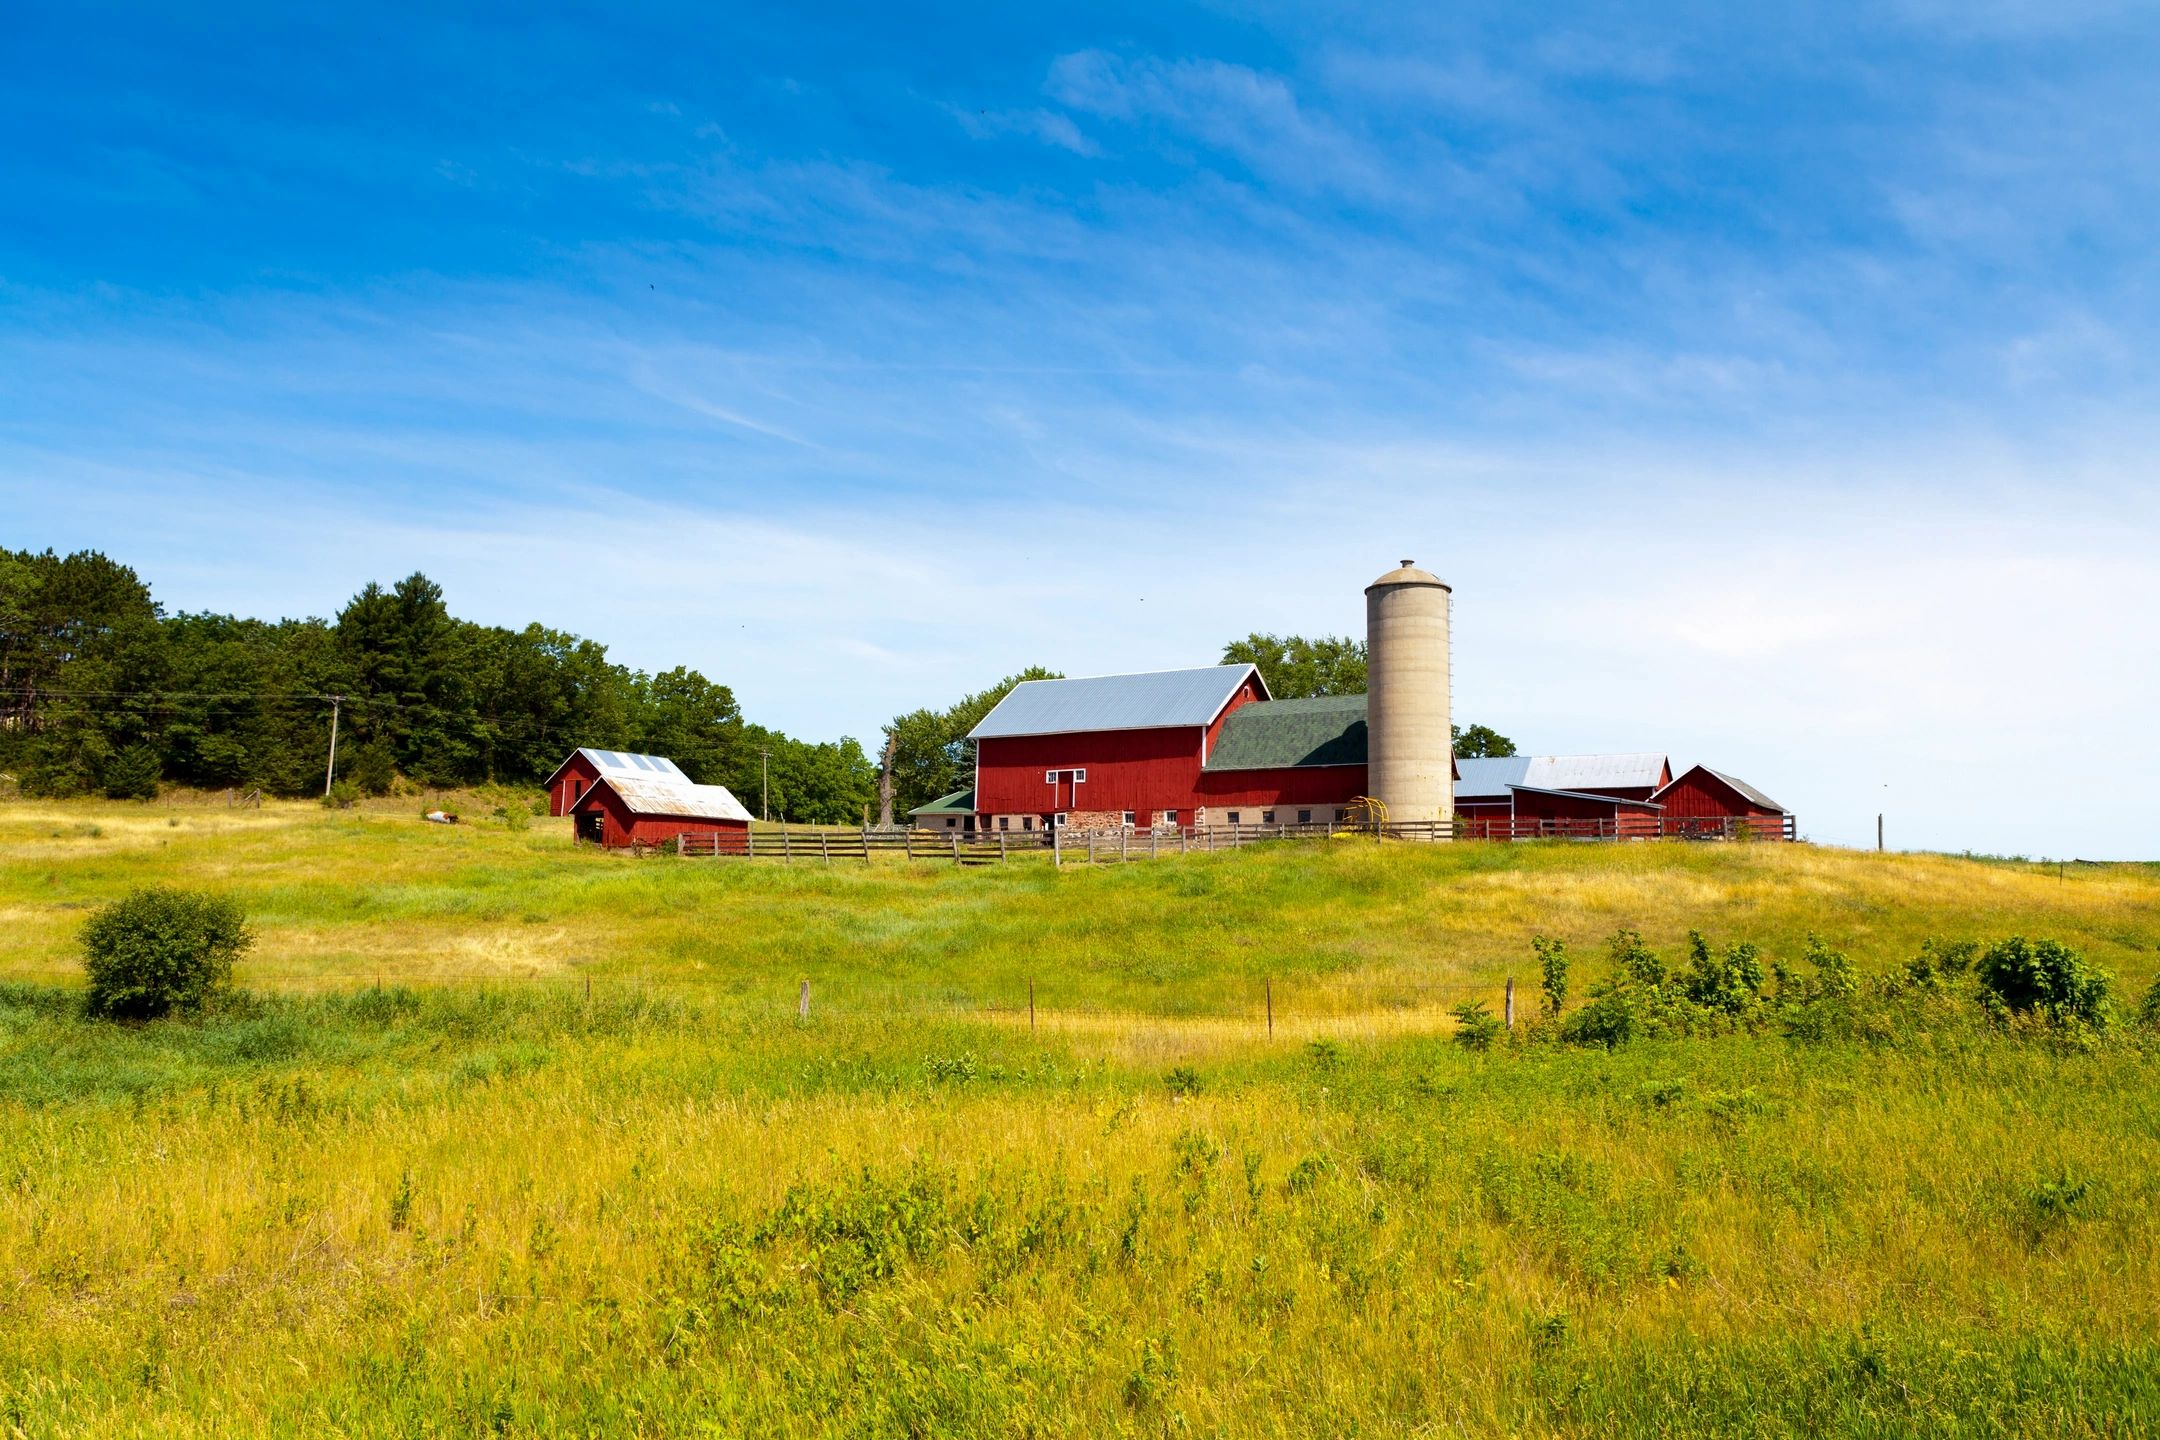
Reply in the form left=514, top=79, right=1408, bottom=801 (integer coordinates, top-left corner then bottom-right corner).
left=1203, top=694, right=1367, bottom=772
left=908, top=787, right=976, bottom=815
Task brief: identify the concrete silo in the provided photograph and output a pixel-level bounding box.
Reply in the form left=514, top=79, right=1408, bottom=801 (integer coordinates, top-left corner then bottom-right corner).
left=1364, top=560, right=1453, bottom=828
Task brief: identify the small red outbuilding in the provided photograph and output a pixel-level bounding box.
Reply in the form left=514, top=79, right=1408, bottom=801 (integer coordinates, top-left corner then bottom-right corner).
left=1648, top=765, right=1792, bottom=838
left=569, top=773, right=754, bottom=850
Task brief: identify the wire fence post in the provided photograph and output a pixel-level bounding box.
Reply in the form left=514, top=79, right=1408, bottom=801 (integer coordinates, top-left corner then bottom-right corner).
left=797, top=979, right=810, bottom=1021
left=1505, top=976, right=1515, bottom=1031
left=1265, top=977, right=1274, bottom=1036
left=1029, top=979, right=1036, bottom=1035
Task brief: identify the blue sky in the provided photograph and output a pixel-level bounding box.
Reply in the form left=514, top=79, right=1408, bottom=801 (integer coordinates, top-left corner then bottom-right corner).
left=4, top=2, right=2158, bottom=855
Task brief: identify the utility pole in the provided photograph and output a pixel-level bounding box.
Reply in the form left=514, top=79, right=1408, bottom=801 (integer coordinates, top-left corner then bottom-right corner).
left=759, top=748, right=772, bottom=822
left=323, top=694, right=343, bottom=797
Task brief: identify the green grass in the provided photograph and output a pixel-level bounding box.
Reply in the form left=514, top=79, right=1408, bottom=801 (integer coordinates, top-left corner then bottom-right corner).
left=2, top=799, right=2158, bottom=1436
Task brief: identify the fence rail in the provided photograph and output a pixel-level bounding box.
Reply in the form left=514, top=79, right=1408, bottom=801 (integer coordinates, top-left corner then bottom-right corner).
left=664, top=813, right=1792, bottom=864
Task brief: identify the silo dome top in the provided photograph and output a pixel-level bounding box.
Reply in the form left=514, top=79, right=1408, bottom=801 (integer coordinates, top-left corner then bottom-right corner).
left=1367, top=559, right=1450, bottom=591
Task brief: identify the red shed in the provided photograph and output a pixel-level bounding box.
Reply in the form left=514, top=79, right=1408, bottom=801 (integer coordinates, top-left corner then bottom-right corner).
left=1649, top=765, right=1792, bottom=838
left=570, top=773, right=753, bottom=850
left=542, top=748, right=694, bottom=817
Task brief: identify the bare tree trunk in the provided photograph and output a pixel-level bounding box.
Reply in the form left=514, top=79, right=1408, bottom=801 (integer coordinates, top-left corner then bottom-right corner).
left=876, top=733, right=897, bottom=829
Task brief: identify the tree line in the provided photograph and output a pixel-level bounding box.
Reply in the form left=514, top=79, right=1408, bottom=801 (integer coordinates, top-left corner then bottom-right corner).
left=0, top=549, right=876, bottom=821
left=2, top=550, right=1515, bottom=823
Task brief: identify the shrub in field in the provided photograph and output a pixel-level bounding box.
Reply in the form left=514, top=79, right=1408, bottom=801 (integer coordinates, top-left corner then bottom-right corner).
left=1899, top=937, right=1978, bottom=993
left=1164, top=1065, right=1203, bottom=1098
left=1682, top=931, right=1764, bottom=1016
left=1533, top=935, right=1569, bottom=1017
left=80, top=886, right=251, bottom=1019
left=2139, top=977, right=2160, bottom=1033
left=1451, top=999, right=1503, bottom=1051
left=1976, top=936, right=2112, bottom=1029
left=1607, top=929, right=1663, bottom=987
left=100, top=744, right=162, bottom=801
left=1559, top=985, right=1635, bottom=1049
left=322, top=779, right=361, bottom=809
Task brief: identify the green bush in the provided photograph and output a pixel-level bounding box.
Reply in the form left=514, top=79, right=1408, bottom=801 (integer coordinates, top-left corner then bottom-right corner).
left=80, top=886, right=252, bottom=1019
left=101, top=744, right=162, bottom=801
left=1533, top=935, right=1569, bottom=1017
left=1682, top=931, right=1765, bottom=1016
left=2139, top=977, right=2160, bottom=1033
left=1451, top=999, right=1503, bottom=1051
left=1976, top=936, right=2112, bottom=1029
left=323, top=779, right=362, bottom=809
left=1559, top=985, right=1635, bottom=1049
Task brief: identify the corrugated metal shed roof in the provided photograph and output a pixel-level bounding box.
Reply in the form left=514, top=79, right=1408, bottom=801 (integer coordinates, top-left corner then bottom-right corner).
left=1203, top=695, right=1367, bottom=772
left=1703, top=767, right=1785, bottom=814
left=1454, top=756, right=1532, bottom=798
left=908, top=787, right=975, bottom=816
left=968, top=665, right=1263, bottom=740
left=545, top=747, right=691, bottom=786
left=1521, top=753, right=1669, bottom=792
left=583, top=775, right=753, bottom=823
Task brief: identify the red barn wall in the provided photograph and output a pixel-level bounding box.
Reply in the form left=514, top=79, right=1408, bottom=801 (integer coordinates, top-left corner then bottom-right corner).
left=976, top=728, right=1208, bottom=815
left=548, top=754, right=603, bottom=817
left=1655, top=770, right=1782, bottom=821
left=976, top=718, right=1367, bottom=822
left=1193, top=765, right=1368, bottom=810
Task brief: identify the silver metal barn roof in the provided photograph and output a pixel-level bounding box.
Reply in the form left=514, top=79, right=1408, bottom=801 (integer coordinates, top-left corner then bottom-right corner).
left=1520, top=753, right=1669, bottom=792
left=1454, top=753, right=1671, bottom=800
left=1454, top=756, right=1532, bottom=799
left=582, top=774, right=754, bottom=823
left=968, top=665, right=1265, bottom=740
left=543, top=747, right=691, bottom=787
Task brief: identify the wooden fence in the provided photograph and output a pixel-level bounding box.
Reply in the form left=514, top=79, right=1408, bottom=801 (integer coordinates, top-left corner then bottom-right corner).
left=667, top=815, right=1789, bottom=865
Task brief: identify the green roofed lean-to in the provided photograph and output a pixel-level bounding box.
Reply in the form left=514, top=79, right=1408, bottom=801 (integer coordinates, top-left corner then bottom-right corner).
left=906, top=787, right=976, bottom=816
left=1203, top=694, right=1368, bottom=771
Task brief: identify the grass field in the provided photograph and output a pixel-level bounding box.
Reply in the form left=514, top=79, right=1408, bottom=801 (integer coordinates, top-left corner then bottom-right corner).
left=3, top=799, right=2158, bottom=1436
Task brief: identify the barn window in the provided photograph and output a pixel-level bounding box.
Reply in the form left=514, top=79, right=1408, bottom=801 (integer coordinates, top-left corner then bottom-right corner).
left=1121, top=811, right=1135, bottom=827
left=1160, top=810, right=1177, bottom=827
left=1073, top=769, right=1087, bottom=783
left=998, top=816, right=1010, bottom=830
left=1297, top=809, right=1312, bottom=824
left=1021, top=816, right=1033, bottom=830
left=1045, top=770, right=1057, bottom=783
left=1262, top=810, right=1277, bottom=824
left=1334, top=808, right=1347, bottom=821
left=946, top=817, right=958, bottom=828
left=1227, top=811, right=1241, bottom=825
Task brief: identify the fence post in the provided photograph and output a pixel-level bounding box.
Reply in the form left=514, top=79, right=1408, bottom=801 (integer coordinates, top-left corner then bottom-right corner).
left=999, top=832, right=1008, bottom=862
left=1053, top=823, right=1062, bottom=868
left=1505, top=976, right=1515, bottom=1030
left=906, top=827, right=915, bottom=860
left=797, top=979, right=810, bottom=1020
left=1088, top=831, right=1096, bottom=864
left=1150, top=828, right=1158, bottom=860
left=1179, top=828, right=1188, bottom=855
left=1120, top=828, right=1128, bottom=863
left=952, top=835, right=962, bottom=865
left=781, top=827, right=792, bottom=863
left=1029, top=979, right=1036, bottom=1035
left=1265, top=977, right=1274, bottom=1036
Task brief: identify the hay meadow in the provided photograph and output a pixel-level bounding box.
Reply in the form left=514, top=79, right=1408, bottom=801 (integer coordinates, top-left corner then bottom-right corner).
left=3, top=799, right=2159, bottom=1436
